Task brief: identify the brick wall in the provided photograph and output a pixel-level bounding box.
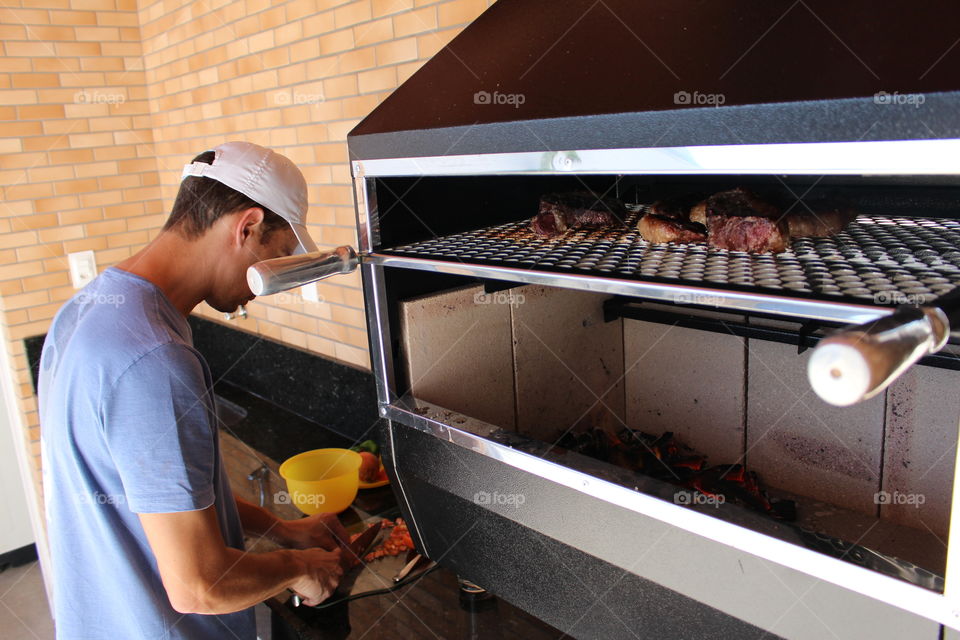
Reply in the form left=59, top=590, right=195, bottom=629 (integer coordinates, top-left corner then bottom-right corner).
left=137, top=0, right=496, bottom=369
left=0, top=0, right=158, bottom=515
left=0, top=0, right=494, bottom=548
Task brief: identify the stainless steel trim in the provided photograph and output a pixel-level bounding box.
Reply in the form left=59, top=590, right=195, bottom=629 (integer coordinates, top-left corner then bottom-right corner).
left=353, top=139, right=960, bottom=177
left=365, top=252, right=893, bottom=325
left=360, top=261, right=431, bottom=556
left=361, top=262, right=395, bottom=407
left=385, top=418, right=431, bottom=559
left=945, top=415, right=960, bottom=617
left=352, top=176, right=369, bottom=253
left=353, top=176, right=378, bottom=254
left=383, top=400, right=956, bottom=628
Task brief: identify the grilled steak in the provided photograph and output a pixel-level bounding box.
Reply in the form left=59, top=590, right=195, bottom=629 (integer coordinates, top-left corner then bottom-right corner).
left=531, top=192, right=627, bottom=238
left=705, top=188, right=781, bottom=221
left=787, top=202, right=858, bottom=238
left=707, top=215, right=790, bottom=253
left=638, top=213, right=707, bottom=244
left=704, top=188, right=789, bottom=253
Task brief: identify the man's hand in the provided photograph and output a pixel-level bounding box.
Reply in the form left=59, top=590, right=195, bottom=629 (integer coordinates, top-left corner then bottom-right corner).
left=289, top=547, right=344, bottom=606
left=234, top=497, right=348, bottom=551
left=139, top=506, right=346, bottom=614
left=278, top=512, right=350, bottom=551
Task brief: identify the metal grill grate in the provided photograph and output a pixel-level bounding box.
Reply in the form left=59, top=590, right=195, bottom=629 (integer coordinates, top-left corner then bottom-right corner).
left=381, top=208, right=960, bottom=307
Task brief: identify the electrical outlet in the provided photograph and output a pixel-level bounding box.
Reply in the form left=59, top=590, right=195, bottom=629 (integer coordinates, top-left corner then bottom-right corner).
left=300, top=282, right=319, bottom=302
left=67, top=250, right=97, bottom=289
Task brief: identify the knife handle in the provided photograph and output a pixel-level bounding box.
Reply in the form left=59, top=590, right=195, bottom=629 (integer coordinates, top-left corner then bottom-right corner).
left=808, top=306, right=950, bottom=406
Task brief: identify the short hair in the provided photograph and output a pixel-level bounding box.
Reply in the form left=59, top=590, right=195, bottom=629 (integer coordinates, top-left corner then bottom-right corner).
left=163, top=150, right=289, bottom=245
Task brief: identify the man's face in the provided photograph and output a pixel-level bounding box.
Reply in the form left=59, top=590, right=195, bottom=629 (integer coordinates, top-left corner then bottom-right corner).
left=207, top=213, right=299, bottom=313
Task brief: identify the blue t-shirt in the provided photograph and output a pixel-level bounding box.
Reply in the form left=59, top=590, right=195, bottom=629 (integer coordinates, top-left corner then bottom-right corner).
left=38, top=267, right=255, bottom=639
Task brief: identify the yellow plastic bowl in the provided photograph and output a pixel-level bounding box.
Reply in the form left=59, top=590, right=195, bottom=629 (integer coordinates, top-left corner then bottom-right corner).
left=279, top=448, right=361, bottom=514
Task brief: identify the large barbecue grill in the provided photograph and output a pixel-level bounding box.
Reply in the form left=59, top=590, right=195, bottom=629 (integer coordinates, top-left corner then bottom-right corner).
left=333, top=1, right=960, bottom=637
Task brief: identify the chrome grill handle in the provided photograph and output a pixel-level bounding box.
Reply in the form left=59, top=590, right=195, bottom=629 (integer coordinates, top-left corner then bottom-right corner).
left=247, top=246, right=359, bottom=296
left=808, top=305, right=951, bottom=407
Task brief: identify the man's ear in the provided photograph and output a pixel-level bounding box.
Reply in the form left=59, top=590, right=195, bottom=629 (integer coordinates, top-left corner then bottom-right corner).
left=233, top=207, right=265, bottom=248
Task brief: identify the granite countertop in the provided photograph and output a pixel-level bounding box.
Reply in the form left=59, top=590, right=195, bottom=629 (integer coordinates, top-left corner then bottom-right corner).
left=216, top=382, right=562, bottom=639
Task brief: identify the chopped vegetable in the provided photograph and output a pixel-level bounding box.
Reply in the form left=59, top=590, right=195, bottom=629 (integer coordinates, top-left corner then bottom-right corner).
left=350, top=439, right=379, bottom=455
left=364, top=518, right=414, bottom=562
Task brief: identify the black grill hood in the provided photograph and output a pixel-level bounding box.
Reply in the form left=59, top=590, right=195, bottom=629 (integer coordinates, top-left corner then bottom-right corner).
left=348, top=0, right=960, bottom=161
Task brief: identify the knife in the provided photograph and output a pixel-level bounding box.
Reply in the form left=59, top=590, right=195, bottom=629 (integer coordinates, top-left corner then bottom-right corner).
left=340, top=520, right=384, bottom=570
left=289, top=520, right=384, bottom=607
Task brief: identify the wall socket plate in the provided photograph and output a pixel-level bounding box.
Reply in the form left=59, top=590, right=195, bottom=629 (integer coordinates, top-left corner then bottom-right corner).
left=67, top=250, right=97, bottom=289
left=300, top=282, right=319, bottom=302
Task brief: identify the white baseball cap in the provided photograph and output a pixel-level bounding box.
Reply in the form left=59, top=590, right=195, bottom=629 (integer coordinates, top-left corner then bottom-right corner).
left=180, top=141, right=318, bottom=254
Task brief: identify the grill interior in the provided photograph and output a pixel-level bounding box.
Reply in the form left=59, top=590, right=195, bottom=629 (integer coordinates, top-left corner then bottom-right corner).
left=381, top=207, right=960, bottom=308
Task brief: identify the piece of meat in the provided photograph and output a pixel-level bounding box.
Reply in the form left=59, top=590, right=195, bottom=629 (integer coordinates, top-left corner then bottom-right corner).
left=704, top=188, right=789, bottom=253
left=787, top=203, right=858, bottom=238
left=530, top=192, right=627, bottom=238
left=688, top=200, right=707, bottom=226
left=530, top=207, right=567, bottom=236
left=638, top=213, right=707, bottom=244
left=649, top=196, right=695, bottom=220
left=707, top=214, right=789, bottom=253
left=705, top=188, right=781, bottom=221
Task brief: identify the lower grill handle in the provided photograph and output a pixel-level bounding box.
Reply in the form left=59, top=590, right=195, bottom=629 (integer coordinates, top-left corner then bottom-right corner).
left=807, top=306, right=950, bottom=406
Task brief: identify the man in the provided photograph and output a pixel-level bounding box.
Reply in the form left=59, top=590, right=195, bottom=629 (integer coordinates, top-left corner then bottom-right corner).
left=39, top=142, right=347, bottom=639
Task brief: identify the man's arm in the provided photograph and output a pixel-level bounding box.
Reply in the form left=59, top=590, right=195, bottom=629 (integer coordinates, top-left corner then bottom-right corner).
left=235, top=496, right=349, bottom=551
left=139, top=506, right=342, bottom=614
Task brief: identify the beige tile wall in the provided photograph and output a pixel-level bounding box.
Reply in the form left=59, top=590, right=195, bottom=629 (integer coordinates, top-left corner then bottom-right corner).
left=0, top=0, right=494, bottom=529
